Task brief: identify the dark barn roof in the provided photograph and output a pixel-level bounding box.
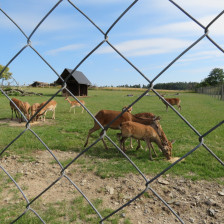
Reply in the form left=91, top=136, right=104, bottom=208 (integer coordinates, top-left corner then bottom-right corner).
left=56, top=69, right=91, bottom=86
left=30, top=81, right=49, bottom=87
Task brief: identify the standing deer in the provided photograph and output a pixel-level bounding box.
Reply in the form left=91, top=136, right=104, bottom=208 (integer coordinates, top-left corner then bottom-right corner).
left=36, top=100, right=57, bottom=122
left=84, top=109, right=161, bottom=150
left=65, top=97, right=85, bottom=114
left=118, top=121, right=174, bottom=160
left=160, top=95, right=181, bottom=112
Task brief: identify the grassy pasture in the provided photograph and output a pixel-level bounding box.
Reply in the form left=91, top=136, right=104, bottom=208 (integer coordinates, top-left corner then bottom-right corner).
left=0, top=87, right=223, bottom=181
left=0, top=87, right=224, bottom=223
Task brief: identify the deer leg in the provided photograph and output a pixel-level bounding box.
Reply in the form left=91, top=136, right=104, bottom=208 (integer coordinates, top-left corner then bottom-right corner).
left=120, top=137, right=128, bottom=152
left=117, top=133, right=125, bottom=150
left=130, top=137, right=133, bottom=149
left=84, top=126, right=99, bottom=148
left=14, top=109, right=19, bottom=121
left=137, top=140, right=144, bottom=150
left=43, top=111, right=47, bottom=122
left=140, top=140, right=144, bottom=150
left=117, top=133, right=122, bottom=148
left=136, top=140, right=141, bottom=150
left=149, top=142, right=158, bottom=157
left=99, top=130, right=109, bottom=150
left=11, top=108, right=14, bottom=120
left=52, top=109, right=55, bottom=119
left=146, top=139, right=153, bottom=160
left=102, top=138, right=108, bottom=150
left=18, top=112, right=22, bottom=123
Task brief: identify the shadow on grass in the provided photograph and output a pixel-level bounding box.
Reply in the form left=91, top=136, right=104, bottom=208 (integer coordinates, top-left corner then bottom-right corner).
left=79, top=139, right=164, bottom=162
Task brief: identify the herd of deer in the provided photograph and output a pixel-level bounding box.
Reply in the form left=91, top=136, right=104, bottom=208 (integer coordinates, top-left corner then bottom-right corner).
left=9, top=95, right=181, bottom=160
left=84, top=96, right=181, bottom=160
left=9, top=98, right=58, bottom=123
left=9, top=96, right=85, bottom=123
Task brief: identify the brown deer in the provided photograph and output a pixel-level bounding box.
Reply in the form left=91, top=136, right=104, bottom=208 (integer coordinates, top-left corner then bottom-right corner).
left=65, top=97, right=85, bottom=114
left=122, top=106, right=156, bottom=149
left=10, top=98, right=20, bottom=121
left=36, top=100, right=57, bottom=122
left=160, top=95, right=181, bottom=112
left=22, top=102, right=30, bottom=120
left=30, top=103, right=40, bottom=122
left=9, top=98, right=30, bottom=123
left=84, top=109, right=161, bottom=149
left=118, top=121, right=174, bottom=160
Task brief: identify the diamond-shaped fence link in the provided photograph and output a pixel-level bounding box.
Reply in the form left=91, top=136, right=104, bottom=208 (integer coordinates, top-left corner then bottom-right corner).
left=0, top=0, right=223, bottom=223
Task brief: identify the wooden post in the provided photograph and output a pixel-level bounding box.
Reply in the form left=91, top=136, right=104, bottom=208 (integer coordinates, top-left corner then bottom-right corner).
left=221, top=84, right=224, bottom=101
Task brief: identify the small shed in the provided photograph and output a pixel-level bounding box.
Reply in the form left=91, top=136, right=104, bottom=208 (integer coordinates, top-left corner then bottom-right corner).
left=55, top=69, right=91, bottom=97
left=30, top=81, right=49, bottom=87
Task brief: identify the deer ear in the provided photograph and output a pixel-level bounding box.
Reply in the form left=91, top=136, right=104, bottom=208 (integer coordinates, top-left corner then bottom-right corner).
left=154, top=116, right=161, bottom=121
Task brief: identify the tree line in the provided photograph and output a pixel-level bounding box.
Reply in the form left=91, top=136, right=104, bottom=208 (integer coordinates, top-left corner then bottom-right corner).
left=117, top=68, right=224, bottom=90
left=117, top=82, right=198, bottom=90
left=1, top=64, right=223, bottom=90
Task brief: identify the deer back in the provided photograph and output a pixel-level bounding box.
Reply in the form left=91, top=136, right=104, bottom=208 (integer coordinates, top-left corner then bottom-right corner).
left=165, top=98, right=180, bottom=105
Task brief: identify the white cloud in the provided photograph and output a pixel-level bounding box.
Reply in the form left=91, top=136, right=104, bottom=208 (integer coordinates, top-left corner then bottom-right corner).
left=174, top=0, right=224, bottom=11
left=97, top=38, right=192, bottom=57
left=151, top=0, right=224, bottom=16
left=45, top=44, right=85, bottom=55
left=139, top=14, right=224, bottom=38
left=180, top=50, right=223, bottom=63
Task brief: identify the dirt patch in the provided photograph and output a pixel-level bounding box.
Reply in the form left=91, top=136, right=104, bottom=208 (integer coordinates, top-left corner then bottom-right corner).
left=0, top=150, right=223, bottom=224
left=0, top=118, right=55, bottom=127
left=168, top=157, right=185, bottom=163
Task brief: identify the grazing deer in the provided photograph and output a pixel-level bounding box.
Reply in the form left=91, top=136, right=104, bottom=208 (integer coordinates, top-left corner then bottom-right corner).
left=65, top=97, right=85, bottom=114
left=10, top=98, right=20, bottom=121
left=36, top=100, right=57, bottom=122
left=22, top=102, right=30, bottom=120
left=9, top=98, right=30, bottom=123
left=84, top=109, right=161, bottom=149
left=122, top=106, right=156, bottom=149
left=118, top=121, right=174, bottom=160
left=30, top=103, right=40, bottom=122
left=160, top=95, right=181, bottom=112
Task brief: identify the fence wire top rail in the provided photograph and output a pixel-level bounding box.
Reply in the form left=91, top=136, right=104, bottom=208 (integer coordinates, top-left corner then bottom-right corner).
left=0, top=0, right=223, bottom=223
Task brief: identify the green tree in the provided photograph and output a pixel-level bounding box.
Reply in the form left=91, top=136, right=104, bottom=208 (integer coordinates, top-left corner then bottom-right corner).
left=0, top=65, right=13, bottom=86
left=201, top=68, right=224, bottom=86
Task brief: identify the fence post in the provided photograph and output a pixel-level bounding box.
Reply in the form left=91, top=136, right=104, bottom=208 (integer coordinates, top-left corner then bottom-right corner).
left=221, top=84, right=224, bottom=101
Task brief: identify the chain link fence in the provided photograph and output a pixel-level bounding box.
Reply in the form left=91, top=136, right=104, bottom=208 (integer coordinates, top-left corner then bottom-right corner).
left=0, top=0, right=224, bottom=223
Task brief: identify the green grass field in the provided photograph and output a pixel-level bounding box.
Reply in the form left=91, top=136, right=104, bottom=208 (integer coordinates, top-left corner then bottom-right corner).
left=0, top=87, right=223, bottom=180
left=0, top=87, right=223, bottom=223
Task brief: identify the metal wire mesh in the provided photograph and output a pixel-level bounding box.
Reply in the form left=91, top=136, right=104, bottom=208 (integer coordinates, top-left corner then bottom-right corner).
left=0, top=0, right=223, bottom=223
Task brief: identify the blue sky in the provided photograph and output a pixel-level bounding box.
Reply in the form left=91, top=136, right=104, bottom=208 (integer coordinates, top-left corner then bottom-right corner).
left=0, top=0, right=224, bottom=87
